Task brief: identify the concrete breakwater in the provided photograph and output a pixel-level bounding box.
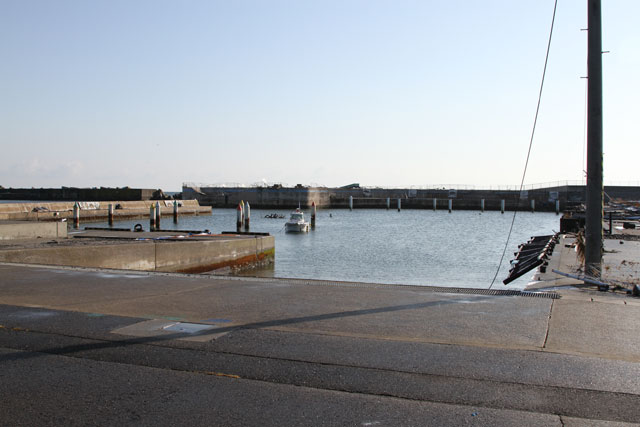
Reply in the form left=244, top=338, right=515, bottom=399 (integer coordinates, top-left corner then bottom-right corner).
left=0, top=200, right=211, bottom=222
left=184, top=184, right=640, bottom=212
left=0, top=229, right=274, bottom=274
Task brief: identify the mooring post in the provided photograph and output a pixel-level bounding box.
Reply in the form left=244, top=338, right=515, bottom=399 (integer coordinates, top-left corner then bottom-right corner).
left=481, top=199, right=485, bottom=212
left=311, top=201, right=316, bottom=228
left=448, top=199, right=452, bottom=213
left=609, top=211, right=613, bottom=235
left=244, top=201, right=250, bottom=230
left=108, top=203, right=114, bottom=226
left=173, top=200, right=178, bottom=223
left=386, top=197, right=390, bottom=210
left=73, top=202, right=80, bottom=229
left=149, top=203, right=156, bottom=231
left=239, top=200, right=244, bottom=224
left=433, top=198, right=437, bottom=211
left=236, top=203, right=242, bottom=232
left=555, top=200, right=560, bottom=215
left=501, top=200, right=505, bottom=214
left=349, top=196, right=353, bottom=211
left=397, top=198, right=401, bottom=212
left=531, top=199, right=535, bottom=213
left=155, top=201, right=161, bottom=229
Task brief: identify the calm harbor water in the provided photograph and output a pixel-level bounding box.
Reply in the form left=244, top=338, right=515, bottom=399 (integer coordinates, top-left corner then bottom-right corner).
left=89, top=208, right=560, bottom=290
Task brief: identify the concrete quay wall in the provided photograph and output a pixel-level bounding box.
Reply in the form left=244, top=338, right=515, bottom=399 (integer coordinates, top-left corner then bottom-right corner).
left=184, top=184, right=640, bottom=211
left=0, top=235, right=275, bottom=274
left=0, top=187, right=157, bottom=201
left=0, top=221, right=67, bottom=240
left=184, top=185, right=582, bottom=212
left=183, top=186, right=331, bottom=209
left=0, top=200, right=211, bottom=222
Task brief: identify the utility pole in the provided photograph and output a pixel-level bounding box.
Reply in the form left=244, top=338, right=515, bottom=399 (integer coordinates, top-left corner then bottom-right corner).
left=585, top=0, right=603, bottom=277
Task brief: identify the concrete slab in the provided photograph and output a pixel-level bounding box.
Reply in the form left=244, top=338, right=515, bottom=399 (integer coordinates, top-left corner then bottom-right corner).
left=0, top=264, right=551, bottom=350
left=545, top=290, right=640, bottom=361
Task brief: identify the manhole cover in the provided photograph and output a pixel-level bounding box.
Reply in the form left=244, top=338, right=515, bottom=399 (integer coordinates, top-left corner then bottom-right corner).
left=163, top=322, right=215, bottom=334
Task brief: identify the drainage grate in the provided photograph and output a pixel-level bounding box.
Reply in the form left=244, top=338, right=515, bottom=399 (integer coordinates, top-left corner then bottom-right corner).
left=245, top=277, right=561, bottom=299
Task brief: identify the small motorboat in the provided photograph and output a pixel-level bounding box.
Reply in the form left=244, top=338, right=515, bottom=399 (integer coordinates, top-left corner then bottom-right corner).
left=285, top=209, right=310, bottom=233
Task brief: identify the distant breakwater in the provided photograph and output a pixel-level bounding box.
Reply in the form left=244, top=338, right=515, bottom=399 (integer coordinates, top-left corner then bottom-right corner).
left=182, top=184, right=632, bottom=212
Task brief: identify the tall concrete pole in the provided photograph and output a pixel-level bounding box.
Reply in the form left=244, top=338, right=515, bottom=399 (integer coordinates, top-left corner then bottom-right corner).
left=585, top=0, right=603, bottom=277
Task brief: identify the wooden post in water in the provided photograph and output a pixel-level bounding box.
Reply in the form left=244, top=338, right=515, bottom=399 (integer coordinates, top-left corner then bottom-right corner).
left=448, top=199, right=452, bottom=213
left=349, top=196, right=353, bottom=211
left=73, top=202, right=80, bottom=229
left=311, top=201, right=316, bottom=228
left=433, top=198, right=437, bottom=211
left=173, top=200, right=178, bottom=223
left=397, top=198, right=401, bottom=212
left=244, top=201, right=250, bottom=230
left=236, top=204, right=242, bottom=232
left=108, top=203, right=114, bottom=226
left=155, top=201, right=161, bottom=229
left=149, top=203, right=156, bottom=231
left=480, top=199, right=485, bottom=212
left=386, top=197, right=390, bottom=210
left=501, top=200, right=505, bottom=214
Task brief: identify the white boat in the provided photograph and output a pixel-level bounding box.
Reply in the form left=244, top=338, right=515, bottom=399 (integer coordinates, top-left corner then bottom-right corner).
left=285, top=209, right=310, bottom=233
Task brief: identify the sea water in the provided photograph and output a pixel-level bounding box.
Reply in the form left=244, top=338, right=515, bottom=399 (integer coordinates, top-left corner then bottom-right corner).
left=88, top=208, right=560, bottom=290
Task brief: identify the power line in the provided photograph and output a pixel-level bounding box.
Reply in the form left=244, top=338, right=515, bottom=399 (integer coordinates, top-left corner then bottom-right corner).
left=489, top=0, right=559, bottom=289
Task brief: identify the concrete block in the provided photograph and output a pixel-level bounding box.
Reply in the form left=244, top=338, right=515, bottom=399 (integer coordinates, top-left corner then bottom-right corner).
left=0, top=221, right=67, bottom=240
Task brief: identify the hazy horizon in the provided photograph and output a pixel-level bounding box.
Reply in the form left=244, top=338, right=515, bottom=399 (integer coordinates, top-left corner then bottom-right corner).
left=2, top=1, right=638, bottom=190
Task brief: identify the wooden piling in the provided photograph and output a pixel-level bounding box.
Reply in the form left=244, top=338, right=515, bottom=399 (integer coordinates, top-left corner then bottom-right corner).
left=173, top=200, right=178, bottom=223
left=149, top=204, right=156, bottom=230
left=244, top=201, right=250, bottom=230
left=73, top=202, right=79, bottom=229
left=108, top=203, right=114, bottom=225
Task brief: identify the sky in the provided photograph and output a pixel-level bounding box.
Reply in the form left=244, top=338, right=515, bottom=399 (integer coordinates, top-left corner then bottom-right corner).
left=1, top=0, right=638, bottom=191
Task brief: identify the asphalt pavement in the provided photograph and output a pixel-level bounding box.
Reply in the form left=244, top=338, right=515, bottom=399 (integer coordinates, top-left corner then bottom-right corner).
left=0, top=262, right=639, bottom=426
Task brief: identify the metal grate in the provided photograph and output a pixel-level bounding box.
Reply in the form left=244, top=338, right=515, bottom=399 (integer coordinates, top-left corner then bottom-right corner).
left=251, top=277, right=561, bottom=299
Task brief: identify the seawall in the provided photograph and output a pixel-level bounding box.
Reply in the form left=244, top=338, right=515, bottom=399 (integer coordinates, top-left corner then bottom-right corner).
left=183, top=184, right=640, bottom=212
left=0, top=200, right=211, bottom=222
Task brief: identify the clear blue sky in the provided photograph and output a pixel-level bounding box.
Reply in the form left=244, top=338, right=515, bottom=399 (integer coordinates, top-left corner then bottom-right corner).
left=1, top=0, right=638, bottom=191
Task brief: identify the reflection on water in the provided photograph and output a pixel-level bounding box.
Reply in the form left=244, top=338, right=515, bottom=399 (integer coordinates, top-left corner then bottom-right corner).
left=90, top=208, right=560, bottom=290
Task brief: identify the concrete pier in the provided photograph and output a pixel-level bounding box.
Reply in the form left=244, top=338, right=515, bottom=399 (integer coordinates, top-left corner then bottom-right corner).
left=0, top=229, right=274, bottom=274
left=0, top=200, right=211, bottom=223
left=0, top=261, right=639, bottom=425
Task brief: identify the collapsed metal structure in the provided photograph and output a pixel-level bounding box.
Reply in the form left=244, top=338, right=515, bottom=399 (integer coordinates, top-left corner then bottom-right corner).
left=503, top=234, right=559, bottom=285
